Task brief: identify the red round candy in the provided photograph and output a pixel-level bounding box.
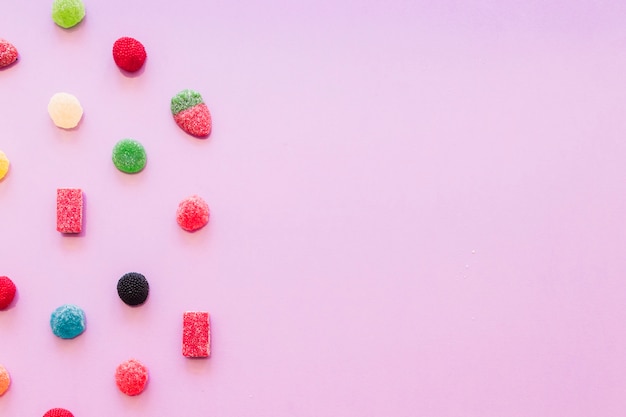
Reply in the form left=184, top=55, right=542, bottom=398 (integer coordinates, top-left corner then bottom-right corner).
left=112, top=37, right=146, bottom=72
left=115, top=359, right=149, bottom=396
left=0, top=276, right=16, bottom=309
left=176, top=195, right=210, bottom=232
left=43, top=409, right=74, bottom=417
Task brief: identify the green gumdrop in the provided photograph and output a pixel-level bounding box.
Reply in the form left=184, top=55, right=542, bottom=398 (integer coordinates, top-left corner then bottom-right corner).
left=112, top=139, right=147, bottom=174
left=171, top=89, right=204, bottom=115
left=52, top=0, right=86, bottom=29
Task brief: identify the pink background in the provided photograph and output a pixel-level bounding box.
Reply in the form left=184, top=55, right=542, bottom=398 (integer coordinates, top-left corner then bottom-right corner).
left=2, top=1, right=626, bottom=416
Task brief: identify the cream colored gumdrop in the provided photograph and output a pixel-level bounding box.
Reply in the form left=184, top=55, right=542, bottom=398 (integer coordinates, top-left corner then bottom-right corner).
left=48, top=92, right=83, bottom=129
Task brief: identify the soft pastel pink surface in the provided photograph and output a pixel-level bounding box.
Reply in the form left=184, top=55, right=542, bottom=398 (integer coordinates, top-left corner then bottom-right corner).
left=2, top=1, right=626, bottom=416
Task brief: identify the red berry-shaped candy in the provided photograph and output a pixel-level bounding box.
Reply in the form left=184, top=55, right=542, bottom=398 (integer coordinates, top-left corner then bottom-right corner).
left=112, top=37, right=146, bottom=72
left=43, top=408, right=74, bottom=417
left=0, top=276, right=16, bottom=309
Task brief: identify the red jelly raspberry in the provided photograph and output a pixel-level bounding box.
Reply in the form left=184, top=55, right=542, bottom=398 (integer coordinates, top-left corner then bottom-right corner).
left=112, top=37, right=146, bottom=72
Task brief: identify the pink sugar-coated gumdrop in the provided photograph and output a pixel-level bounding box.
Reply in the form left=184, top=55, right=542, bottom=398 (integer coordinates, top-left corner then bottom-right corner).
left=0, top=39, right=18, bottom=68
left=115, top=359, right=149, bottom=396
left=0, top=276, right=16, bottom=309
left=176, top=195, right=209, bottom=232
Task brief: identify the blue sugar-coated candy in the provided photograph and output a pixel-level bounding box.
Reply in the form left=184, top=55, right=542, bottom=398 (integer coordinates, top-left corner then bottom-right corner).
left=50, top=304, right=86, bottom=339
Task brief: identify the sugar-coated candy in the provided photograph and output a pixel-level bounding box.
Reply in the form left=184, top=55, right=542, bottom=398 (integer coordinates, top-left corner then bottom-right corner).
left=117, top=272, right=149, bottom=306
left=112, top=138, right=146, bottom=174
left=112, top=37, right=146, bottom=72
left=48, top=93, right=83, bottom=129
left=50, top=304, right=86, bottom=339
left=171, top=89, right=212, bottom=137
left=56, top=188, right=83, bottom=234
left=0, top=364, right=10, bottom=396
left=43, top=408, right=74, bottom=417
left=183, top=312, right=211, bottom=358
left=0, top=276, right=16, bottom=309
left=52, top=0, right=85, bottom=28
left=0, top=39, right=18, bottom=68
left=0, top=150, right=10, bottom=180
left=176, top=195, right=210, bottom=232
left=115, top=359, right=148, bottom=396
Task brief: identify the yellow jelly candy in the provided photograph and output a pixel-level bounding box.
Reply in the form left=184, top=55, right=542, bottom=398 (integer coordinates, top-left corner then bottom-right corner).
left=0, top=150, right=9, bottom=180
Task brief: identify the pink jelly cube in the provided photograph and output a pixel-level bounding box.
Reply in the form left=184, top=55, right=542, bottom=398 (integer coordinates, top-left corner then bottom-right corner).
left=183, top=312, right=211, bottom=358
left=56, top=188, right=83, bottom=233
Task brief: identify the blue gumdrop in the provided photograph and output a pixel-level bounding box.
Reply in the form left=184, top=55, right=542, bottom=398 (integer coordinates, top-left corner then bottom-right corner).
left=50, top=304, right=86, bottom=339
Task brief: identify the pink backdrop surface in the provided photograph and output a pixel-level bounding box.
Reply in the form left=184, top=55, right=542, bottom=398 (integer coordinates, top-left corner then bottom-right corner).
left=2, top=1, right=626, bottom=416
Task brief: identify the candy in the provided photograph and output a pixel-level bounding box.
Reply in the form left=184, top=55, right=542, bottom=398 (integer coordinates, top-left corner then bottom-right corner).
left=171, top=89, right=212, bottom=137
left=176, top=195, right=210, bottom=232
left=112, top=37, right=146, bottom=72
left=50, top=304, right=86, bottom=339
left=0, top=365, right=10, bottom=396
left=43, top=408, right=74, bottom=417
left=112, top=138, right=146, bottom=174
left=183, top=312, right=211, bottom=358
left=48, top=93, right=83, bottom=129
left=0, top=150, right=10, bottom=180
left=0, top=276, right=16, bottom=309
left=52, top=0, right=85, bottom=29
left=115, top=359, right=148, bottom=396
left=117, top=272, right=149, bottom=306
left=56, top=188, right=83, bottom=234
left=0, top=39, right=18, bottom=68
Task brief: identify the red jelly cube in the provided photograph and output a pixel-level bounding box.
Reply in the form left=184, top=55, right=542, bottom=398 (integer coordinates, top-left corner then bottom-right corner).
left=183, top=312, right=210, bottom=358
left=56, top=188, right=83, bottom=233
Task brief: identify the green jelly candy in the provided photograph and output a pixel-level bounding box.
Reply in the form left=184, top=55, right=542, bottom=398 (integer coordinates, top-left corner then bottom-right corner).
left=112, top=139, right=147, bottom=174
left=52, top=0, right=86, bottom=29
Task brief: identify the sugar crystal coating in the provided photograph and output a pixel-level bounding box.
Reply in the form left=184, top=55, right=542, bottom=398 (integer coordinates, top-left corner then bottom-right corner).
left=112, top=138, right=146, bottom=173
left=117, top=272, right=149, bottom=306
left=0, top=151, right=10, bottom=180
left=112, top=37, right=147, bottom=72
left=176, top=195, right=210, bottom=232
left=48, top=93, right=83, bottom=129
left=115, top=359, right=148, bottom=396
left=52, top=0, right=85, bottom=28
left=0, top=365, right=10, bottom=396
left=50, top=304, right=86, bottom=339
left=43, top=408, right=74, bottom=417
left=0, top=276, right=16, bottom=309
left=0, top=39, right=18, bottom=68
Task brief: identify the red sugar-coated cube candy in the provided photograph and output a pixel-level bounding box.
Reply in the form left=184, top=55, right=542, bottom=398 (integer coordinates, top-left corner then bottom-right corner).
left=183, top=312, right=211, bottom=358
left=56, top=188, right=83, bottom=234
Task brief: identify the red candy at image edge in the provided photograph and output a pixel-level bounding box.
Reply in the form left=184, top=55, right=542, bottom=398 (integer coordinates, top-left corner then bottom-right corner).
left=0, top=39, right=18, bottom=68
left=43, top=408, right=74, bottom=417
left=112, top=37, right=147, bottom=72
left=0, top=276, right=16, bottom=309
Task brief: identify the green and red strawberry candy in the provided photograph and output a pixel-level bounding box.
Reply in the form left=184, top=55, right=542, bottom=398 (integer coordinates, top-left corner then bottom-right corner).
left=171, top=89, right=212, bottom=138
